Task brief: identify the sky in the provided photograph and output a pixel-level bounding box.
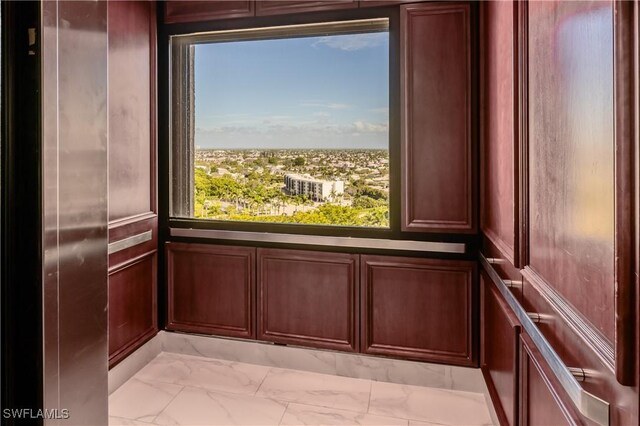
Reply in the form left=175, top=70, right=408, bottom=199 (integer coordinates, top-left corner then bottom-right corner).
left=193, top=30, right=389, bottom=150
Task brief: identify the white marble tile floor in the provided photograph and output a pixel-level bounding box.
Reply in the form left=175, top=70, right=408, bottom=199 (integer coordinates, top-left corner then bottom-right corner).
left=109, top=352, right=494, bottom=426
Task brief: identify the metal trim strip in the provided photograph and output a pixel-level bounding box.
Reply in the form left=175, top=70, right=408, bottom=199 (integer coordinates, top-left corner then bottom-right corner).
left=108, top=230, right=153, bottom=255
left=170, top=228, right=466, bottom=254
left=480, top=254, right=609, bottom=426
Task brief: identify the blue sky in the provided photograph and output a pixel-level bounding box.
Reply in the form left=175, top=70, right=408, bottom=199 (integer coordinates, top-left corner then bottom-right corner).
left=194, top=31, right=389, bottom=149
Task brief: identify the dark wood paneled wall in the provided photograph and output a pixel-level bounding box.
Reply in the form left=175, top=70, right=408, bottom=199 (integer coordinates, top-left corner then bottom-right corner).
left=107, top=0, right=158, bottom=368
left=481, top=0, right=639, bottom=424
left=480, top=273, right=520, bottom=426
left=527, top=0, right=615, bottom=343
left=519, top=334, right=582, bottom=426
left=167, top=243, right=255, bottom=338
left=166, top=243, right=475, bottom=365
left=480, top=0, right=518, bottom=265
left=400, top=2, right=475, bottom=233
left=258, top=248, right=359, bottom=352
left=361, top=255, right=476, bottom=365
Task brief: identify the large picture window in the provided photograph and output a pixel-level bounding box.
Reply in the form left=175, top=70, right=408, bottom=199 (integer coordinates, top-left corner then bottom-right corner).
left=171, top=19, right=390, bottom=228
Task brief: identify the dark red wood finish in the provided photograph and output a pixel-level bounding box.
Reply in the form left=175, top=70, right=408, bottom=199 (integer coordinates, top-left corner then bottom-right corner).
left=480, top=0, right=518, bottom=265
left=164, top=1, right=255, bottom=24
left=359, top=1, right=424, bottom=8
left=108, top=253, right=157, bottom=366
left=612, top=0, right=636, bottom=385
left=167, top=243, right=256, bottom=339
left=520, top=269, right=638, bottom=425
left=519, top=333, right=582, bottom=426
left=256, top=0, right=357, bottom=16
left=400, top=2, right=474, bottom=233
left=361, top=255, right=476, bottom=366
left=107, top=1, right=158, bottom=368
left=258, top=248, right=359, bottom=352
left=527, top=0, right=615, bottom=342
left=481, top=272, right=520, bottom=426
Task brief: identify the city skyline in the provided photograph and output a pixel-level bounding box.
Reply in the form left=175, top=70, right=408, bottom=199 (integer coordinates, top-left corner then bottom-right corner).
left=193, top=30, right=389, bottom=149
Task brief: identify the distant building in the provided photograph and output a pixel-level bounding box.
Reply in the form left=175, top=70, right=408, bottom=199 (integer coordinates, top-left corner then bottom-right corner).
left=284, top=173, right=344, bottom=201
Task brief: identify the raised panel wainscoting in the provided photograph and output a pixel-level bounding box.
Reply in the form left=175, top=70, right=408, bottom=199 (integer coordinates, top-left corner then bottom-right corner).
left=361, top=255, right=477, bottom=366
left=166, top=243, right=256, bottom=339
left=257, top=248, right=359, bottom=352
left=164, top=243, right=477, bottom=367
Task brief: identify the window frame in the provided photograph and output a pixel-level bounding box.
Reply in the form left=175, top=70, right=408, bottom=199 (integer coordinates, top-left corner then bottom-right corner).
left=159, top=6, right=472, bottom=244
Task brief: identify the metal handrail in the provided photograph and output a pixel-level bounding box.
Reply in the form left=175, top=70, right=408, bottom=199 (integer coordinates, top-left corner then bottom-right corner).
left=479, top=254, right=609, bottom=426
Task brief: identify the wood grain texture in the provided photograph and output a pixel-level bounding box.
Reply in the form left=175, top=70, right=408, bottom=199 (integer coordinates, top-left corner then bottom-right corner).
left=164, top=1, right=255, bottom=23
left=612, top=0, right=636, bottom=385
left=481, top=0, right=518, bottom=264
left=108, top=252, right=157, bottom=367
left=167, top=243, right=256, bottom=338
left=361, top=255, right=476, bottom=366
left=519, top=333, right=582, bottom=426
left=109, top=0, right=154, bottom=222
left=258, top=248, right=359, bottom=352
left=520, top=267, right=639, bottom=425
left=256, top=1, right=357, bottom=16
left=400, top=2, right=475, bottom=233
left=480, top=272, right=520, bottom=426
left=527, top=0, right=615, bottom=341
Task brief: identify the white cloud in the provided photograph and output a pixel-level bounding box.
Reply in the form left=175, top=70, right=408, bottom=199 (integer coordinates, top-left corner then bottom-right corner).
left=312, top=32, right=387, bottom=51
left=353, top=120, right=388, bottom=133
left=300, top=102, right=351, bottom=110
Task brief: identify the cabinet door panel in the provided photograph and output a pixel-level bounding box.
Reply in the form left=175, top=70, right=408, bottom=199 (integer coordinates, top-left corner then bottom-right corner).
left=400, top=2, right=474, bottom=233
left=256, top=1, right=357, bottom=16
left=519, top=334, right=582, bottom=426
left=481, top=0, right=517, bottom=262
left=167, top=243, right=256, bottom=339
left=165, top=1, right=254, bottom=23
left=481, top=272, right=520, bottom=426
left=109, top=253, right=157, bottom=366
left=258, top=248, right=358, bottom=352
left=361, top=255, right=476, bottom=365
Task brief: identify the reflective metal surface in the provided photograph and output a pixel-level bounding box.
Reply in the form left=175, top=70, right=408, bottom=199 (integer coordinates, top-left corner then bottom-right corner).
left=170, top=228, right=466, bottom=254
left=480, top=254, right=610, bottom=426
left=42, top=1, right=109, bottom=424
left=108, top=230, right=152, bottom=255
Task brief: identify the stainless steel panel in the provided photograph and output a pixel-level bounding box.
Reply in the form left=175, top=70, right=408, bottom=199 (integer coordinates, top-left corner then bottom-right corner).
left=170, top=228, right=466, bottom=254
left=42, top=1, right=109, bottom=425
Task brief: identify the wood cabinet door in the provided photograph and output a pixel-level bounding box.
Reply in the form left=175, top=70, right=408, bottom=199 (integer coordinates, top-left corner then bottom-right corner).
left=164, top=1, right=255, bottom=24
left=519, top=334, right=582, bottom=426
left=255, top=1, right=358, bottom=16
left=480, top=0, right=519, bottom=265
left=361, top=255, right=476, bottom=366
left=257, top=248, right=359, bottom=352
left=400, top=2, right=475, bottom=233
left=167, top=243, right=256, bottom=339
left=481, top=272, right=520, bottom=426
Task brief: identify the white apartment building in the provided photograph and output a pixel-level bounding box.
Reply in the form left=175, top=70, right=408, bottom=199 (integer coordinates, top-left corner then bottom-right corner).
left=284, top=174, right=344, bottom=201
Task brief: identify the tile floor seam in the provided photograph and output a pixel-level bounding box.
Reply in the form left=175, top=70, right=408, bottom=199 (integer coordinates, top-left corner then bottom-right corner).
left=149, top=384, right=186, bottom=425
left=276, top=401, right=290, bottom=425
left=366, top=380, right=373, bottom=413
left=254, top=368, right=272, bottom=396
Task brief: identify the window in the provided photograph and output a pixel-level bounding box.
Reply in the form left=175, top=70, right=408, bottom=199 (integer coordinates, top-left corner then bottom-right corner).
left=171, top=19, right=390, bottom=229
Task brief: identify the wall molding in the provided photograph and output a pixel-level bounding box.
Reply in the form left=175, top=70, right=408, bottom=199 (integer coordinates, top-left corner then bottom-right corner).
left=521, top=267, right=615, bottom=373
